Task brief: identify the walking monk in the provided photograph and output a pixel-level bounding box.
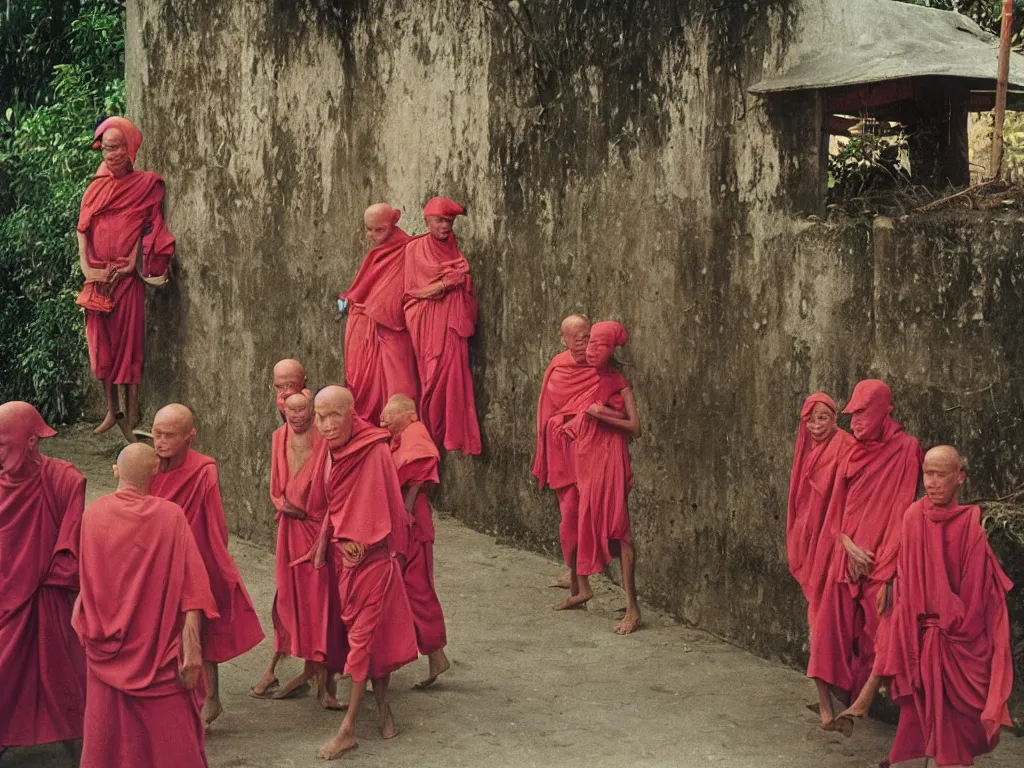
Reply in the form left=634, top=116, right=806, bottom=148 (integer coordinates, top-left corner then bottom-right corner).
left=77, top=116, right=174, bottom=440
left=807, top=379, right=922, bottom=733
left=555, top=322, right=642, bottom=634
left=532, top=314, right=597, bottom=591
left=311, top=386, right=417, bottom=760
left=0, top=402, right=86, bottom=760
left=871, top=446, right=1014, bottom=768
left=403, top=197, right=481, bottom=455
left=149, top=404, right=264, bottom=727
left=380, top=394, right=451, bottom=688
left=341, top=204, right=417, bottom=424
left=250, top=392, right=343, bottom=707
left=73, top=444, right=217, bottom=768
left=786, top=393, right=856, bottom=628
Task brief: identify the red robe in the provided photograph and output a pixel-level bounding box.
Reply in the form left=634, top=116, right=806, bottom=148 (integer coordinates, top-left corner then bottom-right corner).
left=807, top=417, right=922, bottom=697
left=532, top=350, right=600, bottom=566
left=270, top=426, right=344, bottom=666
left=570, top=368, right=633, bottom=577
left=391, top=420, right=447, bottom=656
left=77, top=163, right=174, bottom=385
left=342, top=228, right=419, bottom=424
left=881, top=499, right=1014, bottom=767
left=149, top=450, right=264, bottom=663
left=0, top=457, right=86, bottom=747
left=311, top=418, right=416, bottom=681
left=785, top=393, right=856, bottom=627
left=72, top=490, right=218, bottom=768
left=403, top=233, right=481, bottom=455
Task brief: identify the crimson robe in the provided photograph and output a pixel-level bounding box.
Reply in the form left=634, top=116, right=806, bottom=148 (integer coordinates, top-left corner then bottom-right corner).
left=881, top=499, right=1014, bottom=767
left=310, top=419, right=416, bottom=681
left=785, top=393, right=856, bottom=627
left=0, top=456, right=86, bottom=747
left=391, top=420, right=447, bottom=656
left=403, top=233, right=481, bottom=455
left=532, top=349, right=600, bottom=566
left=150, top=450, right=264, bottom=663
left=342, top=228, right=419, bottom=424
left=77, top=162, right=174, bottom=385
left=73, top=489, right=218, bottom=768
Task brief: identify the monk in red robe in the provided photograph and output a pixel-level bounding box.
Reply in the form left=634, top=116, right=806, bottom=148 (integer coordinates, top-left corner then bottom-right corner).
left=272, top=358, right=308, bottom=416
left=872, top=446, right=1013, bottom=768
left=786, top=393, right=856, bottom=628
left=341, top=204, right=418, bottom=423
left=310, top=386, right=417, bottom=760
left=250, top=392, right=343, bottom=708
left=403, top=197, right=481, bottom=455
left=381, top=394, right=451, bottom=688
left=0, top=402, right=86, bottom=760
left=806, top=379, right=922, bottom=733
left=73, top=443, right=218, bottom=768
left=149, top=404, right=265, bottom=727
left=554, top=322, right=642, bottom=635
left=77, top=116, right=174, bottom=441
left=532, top=314, right=598, bottom=592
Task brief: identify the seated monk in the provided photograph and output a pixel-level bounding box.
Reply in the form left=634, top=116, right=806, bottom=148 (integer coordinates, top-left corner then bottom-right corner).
left=0, top=402, right=86, bottom=761
left=403, top=197, right=481, bottom=455
left=531, top=314, right=598, bottom=592
left=340, top=204, right=418, bottom=424
left=555, top=322, right=642, bottom=635
left=806, top=380, right=922, bottom=735
left=149, top=404, right=265, bottom=727
left=249, top=392, right=343, bottom=708
left=786, top=393, right=856, bottom=629
left=73, top=444, right=218, bottom=768
left=273, top=358, right=308, bottom=417
left=310, top=386, right=417, bottom=760
left=77, top=116, right=174, bottom=441
left=380, top=394, right=451, bottom=688
left=866, top=446, right=1014, bottom=768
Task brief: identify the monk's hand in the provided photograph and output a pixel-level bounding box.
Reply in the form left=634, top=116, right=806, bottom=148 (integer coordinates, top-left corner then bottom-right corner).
left=586, top=403, right=605, bottom=417
left=841, top=535, right=874, bottom=580
left=876, top=581, right=893, bottom=616
left=180, top=610, right=203, bottom=690
left=281, top=500, right=307, bottom=520
left=341, top=540, right=366, bottom=563
left=312, top=537, right=328, bottom=569
left=559, top=415, right=582, bottom=441
left=415, top=281, right=446, bottom=299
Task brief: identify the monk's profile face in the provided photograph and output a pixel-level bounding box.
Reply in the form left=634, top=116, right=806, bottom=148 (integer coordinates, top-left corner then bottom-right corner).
left=314, top=389, right=355, bottom=449
left=380, top=405, right=415, bottom=437
left=806, top=402, right=837, bottom=443
left=560, top=320, right=591, bottom=365
left=922, top=447, right=965, bottom=508
left=585, top=336, right=614, bottom=368
left=364, top=205, right=399, bottom=247
left=425, top=215, right=454, bottom=241
left=101, top=128, right=131, bottom=178
left=152, top=417, right=195, bottom=460
left=284, top=395, right=313, bottom=434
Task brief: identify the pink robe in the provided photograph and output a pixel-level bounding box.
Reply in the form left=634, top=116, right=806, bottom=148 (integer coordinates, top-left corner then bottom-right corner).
left=403, top=233, right=481, bottom=455
left=391, top=420, right=447, bottom=656
left=0, top=456, right=86, bottom=747
left=72, top=489, right=218, bottom=768
left=342, top=228, right=419, bottom=424
left=150, top=450, right=264, bottom=663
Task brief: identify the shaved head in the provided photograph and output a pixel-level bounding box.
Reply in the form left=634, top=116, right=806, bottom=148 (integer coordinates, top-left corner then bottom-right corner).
left=284, top=391, right=314, bottom=434
left=560, top=314, right=592, bottom=365
left=364, top=203, right=401, bottom=246
left=924, top=444, right=962, bottom=471
left=153, top=403, right=194, bottom=431
left=152, top=404, right=196, bottom=464
left=314, top=386, right=356, bottom=448
left=560, top=314, right=590, bottom=334
left=923, top=445, right=965, bottom=508
left=380, top=394, right=418, bottom=436
left=115, top=443, right=159, bottom=493
left=273, top=359, right=307, bottom=413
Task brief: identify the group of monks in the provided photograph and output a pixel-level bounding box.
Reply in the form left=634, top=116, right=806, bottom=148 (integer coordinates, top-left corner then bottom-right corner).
left=786, top=380, right=1015, bottom=767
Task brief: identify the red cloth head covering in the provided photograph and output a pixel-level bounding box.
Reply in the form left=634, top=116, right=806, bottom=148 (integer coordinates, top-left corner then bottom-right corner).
left=422, top=197, right=465, bottom=219
left=590, top=321, right=628, bottom=348
left=0, top=401, right=57, bottom=444
left=843, top=379, right=894, bottom=439
left=92, top=116, right=143, bottom=167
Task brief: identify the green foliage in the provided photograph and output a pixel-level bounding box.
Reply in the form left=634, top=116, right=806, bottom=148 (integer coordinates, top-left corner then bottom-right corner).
left=827, top=132, right=911, bottom=201
left=896, top=0, right=1024, bottom=41
left=0, top=1, right=125, bottom=422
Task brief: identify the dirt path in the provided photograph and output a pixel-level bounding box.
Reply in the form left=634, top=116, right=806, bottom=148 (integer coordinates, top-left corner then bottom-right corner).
left=8, top=428, right=1023, bottom=767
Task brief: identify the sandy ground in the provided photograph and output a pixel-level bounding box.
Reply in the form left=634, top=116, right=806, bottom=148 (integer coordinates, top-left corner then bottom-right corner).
left=7, top=426, right=1022, bottom=768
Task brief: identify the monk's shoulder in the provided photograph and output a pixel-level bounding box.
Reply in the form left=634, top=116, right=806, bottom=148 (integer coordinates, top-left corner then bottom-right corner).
left=408, top=422, right=440, bottom=458
left=41, top=455, right=86, bottom=498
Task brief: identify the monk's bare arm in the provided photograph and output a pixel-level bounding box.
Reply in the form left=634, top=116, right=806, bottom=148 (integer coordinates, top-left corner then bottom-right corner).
left=586, top=388, right=641, bottom=438
left=77, top=231, right=108, bottom=282
left=403, top=483, right=423, bottom=515
left=181, top=609, right=203, bottom=690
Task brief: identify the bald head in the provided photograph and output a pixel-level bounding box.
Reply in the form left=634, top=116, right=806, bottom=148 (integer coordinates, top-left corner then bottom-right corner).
left=273, top=359, right=307, bottom=413
left=283, top=391, right=314, bottom=434
left=115, top=443, right=159, bottom=493
left=380, top=393, right=418, bottom=436
left=560, top=314, right=591, bottom=365
left=364, top=203, right=401, bottom=246
left=923, top=445, right=965, bottom=508
left=314, top=386, right=355, bottom=448
left=152, top=404, right=196, bottom=463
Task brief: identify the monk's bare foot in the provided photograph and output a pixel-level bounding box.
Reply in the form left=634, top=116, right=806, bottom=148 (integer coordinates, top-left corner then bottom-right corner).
left=318, top=689, right=346, bottom=711
left=614, top=608, right=642, bottom=634
left=94, top=411, right=118, bottom=434
left=316, top=731, right=358, bottom=760
left=553, top=584, right=593, bottom=611
left=414, top=649, right=451, bottom=689
left=836, top=700, right=869, bottom=720
left=822, top=716, right=854, bottom=738
left=549, top=572, right=572, bottom=589
left=378, top=701, right=397, bottom=739
left=202, top=697, right=223, bottom=729
left=248, top=671, right=279, bottom=699
left=116, top=418, right=135, bottom=443
left=272, top=677, right=311, bottom=700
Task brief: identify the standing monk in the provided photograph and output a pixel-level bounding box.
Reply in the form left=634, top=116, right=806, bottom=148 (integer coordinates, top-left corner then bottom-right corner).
left=77, top=116, right=174, bottom=441
left=273, top=358, right=308, bottom=416
left=73, top=444, right=218, bottom=768
left=0, top=402, right=86, bottom=759
left=806, top=379, right=922, bottom=732
left=380, top=394, right=451, bottom=688
left=403, top=197, right=481, bottom=455
left=250, top=392, right=343, bottom=708
left=311, top=386, right=417, bottom=760
left=555, top=322, right=642, bottom=635
left=149, top=404, right=265, bottom=727
left=532, top=314, right=598, bottom=592
left=786, top=393, right=856, bottom=628
left=341, top=204, right=417, bottom=424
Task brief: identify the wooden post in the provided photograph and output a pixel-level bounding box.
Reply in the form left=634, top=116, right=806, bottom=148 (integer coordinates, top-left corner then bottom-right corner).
left=990, top=0, right=1014, bottom=180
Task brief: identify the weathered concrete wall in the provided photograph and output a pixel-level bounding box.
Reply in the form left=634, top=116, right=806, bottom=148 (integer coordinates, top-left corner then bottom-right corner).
left=127, top=0, right=1022, bottom=672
